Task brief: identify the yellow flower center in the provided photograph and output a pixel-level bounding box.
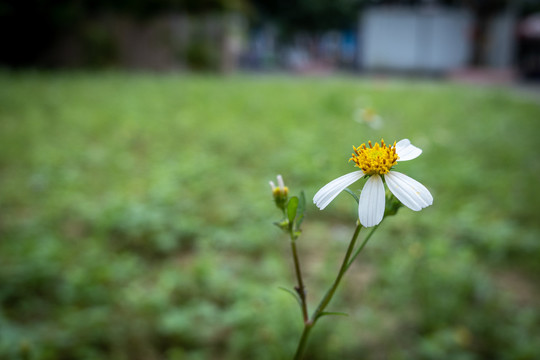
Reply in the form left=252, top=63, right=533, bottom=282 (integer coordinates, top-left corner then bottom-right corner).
left=350, top=139, right=398, bottom=175
left=272, top=186, right=288, bottom=197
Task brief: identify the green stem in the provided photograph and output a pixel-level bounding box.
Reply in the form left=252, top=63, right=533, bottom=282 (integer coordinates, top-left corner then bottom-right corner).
left=311, top=223, right=361, bottom=320
left=290, top=238, right=309, bottom=323
left=293, top=222, right=362, bottom=360
left=345, top=222, right=380, bottom=271
left=293, top=322, right=313, bottom=360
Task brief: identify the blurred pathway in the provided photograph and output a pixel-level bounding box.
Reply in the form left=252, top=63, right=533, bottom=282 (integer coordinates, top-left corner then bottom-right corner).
left=448, top=67, right=540, bottom=103
left=513, top=83, right=540, bottom=103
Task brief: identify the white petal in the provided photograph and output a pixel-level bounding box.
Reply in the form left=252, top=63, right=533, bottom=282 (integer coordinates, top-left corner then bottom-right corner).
left=396, top=139, right=422, bottom=161
left=358, top=174, right=385, bottom=227
left=385, top=171, right=433, bottom=211
left=277, top=175, right=285, bottom=188
left=313, top=171, right=363, bottom=210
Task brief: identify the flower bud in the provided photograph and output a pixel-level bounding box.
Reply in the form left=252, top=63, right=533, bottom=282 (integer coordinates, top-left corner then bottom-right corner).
left=270, top=175, right=289, bottom=211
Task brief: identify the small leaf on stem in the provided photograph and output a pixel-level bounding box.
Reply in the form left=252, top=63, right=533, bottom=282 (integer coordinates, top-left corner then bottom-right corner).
left=287, top=196, right=299, bottom=224
left=278, top=286, right=302, bottom=307
left=295, top=191, right=306, bottom=230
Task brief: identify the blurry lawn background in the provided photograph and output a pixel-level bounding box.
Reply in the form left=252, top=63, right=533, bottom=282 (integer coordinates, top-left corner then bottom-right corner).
left=1, top=71, right=539, bottom=360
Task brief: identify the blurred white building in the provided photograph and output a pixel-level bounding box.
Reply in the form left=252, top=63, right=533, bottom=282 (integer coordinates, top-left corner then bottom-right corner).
left=359, top=6, right=516, bottom=73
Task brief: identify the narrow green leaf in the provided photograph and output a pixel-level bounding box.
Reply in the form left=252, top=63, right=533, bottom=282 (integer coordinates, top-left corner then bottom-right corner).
left=287, top=196, right=299, bottom=224
left=316, top=311, right=349, bottom=320
left=344, top=188, right=359, bottom=204
left=278, top=286, right=302, bottom=306
left=295, top=191, right=306, bottom=230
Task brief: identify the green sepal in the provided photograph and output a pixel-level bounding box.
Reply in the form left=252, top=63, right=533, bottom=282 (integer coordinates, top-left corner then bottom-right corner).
left=344, top=188, right=359, bottom=204
left=384, top=191, right=402, bottom=217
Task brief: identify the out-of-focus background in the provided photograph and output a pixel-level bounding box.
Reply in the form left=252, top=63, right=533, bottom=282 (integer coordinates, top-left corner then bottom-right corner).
left=1, top=1, right=540, bottom=359
left=5, top=0, right=540, bottom=79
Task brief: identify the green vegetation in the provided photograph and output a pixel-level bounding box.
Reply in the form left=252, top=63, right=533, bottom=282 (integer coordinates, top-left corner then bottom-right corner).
left=1, top=71, right=539, bottom=360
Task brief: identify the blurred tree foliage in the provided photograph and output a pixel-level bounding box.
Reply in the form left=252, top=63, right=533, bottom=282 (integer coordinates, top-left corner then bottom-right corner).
left=249, top=0, right=365, bottom=34
left=0, top=0, right=247, bottom=67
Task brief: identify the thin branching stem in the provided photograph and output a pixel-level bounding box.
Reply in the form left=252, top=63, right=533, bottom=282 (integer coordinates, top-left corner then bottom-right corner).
left=345, top=222, right=380, bottom=271
left=311, top=223, right=361, bottom=319
left=290, top=236, right=309, bottom=323
left=293, top=222, right=363, bottom=360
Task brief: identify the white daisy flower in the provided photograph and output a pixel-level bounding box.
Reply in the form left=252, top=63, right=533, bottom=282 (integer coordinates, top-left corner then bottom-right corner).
left=313, top=139, right=433, bottom=227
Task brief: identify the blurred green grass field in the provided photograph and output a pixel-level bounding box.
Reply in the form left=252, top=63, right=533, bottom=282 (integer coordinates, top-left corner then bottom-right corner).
left=1, top=71, right=539, bottom=360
